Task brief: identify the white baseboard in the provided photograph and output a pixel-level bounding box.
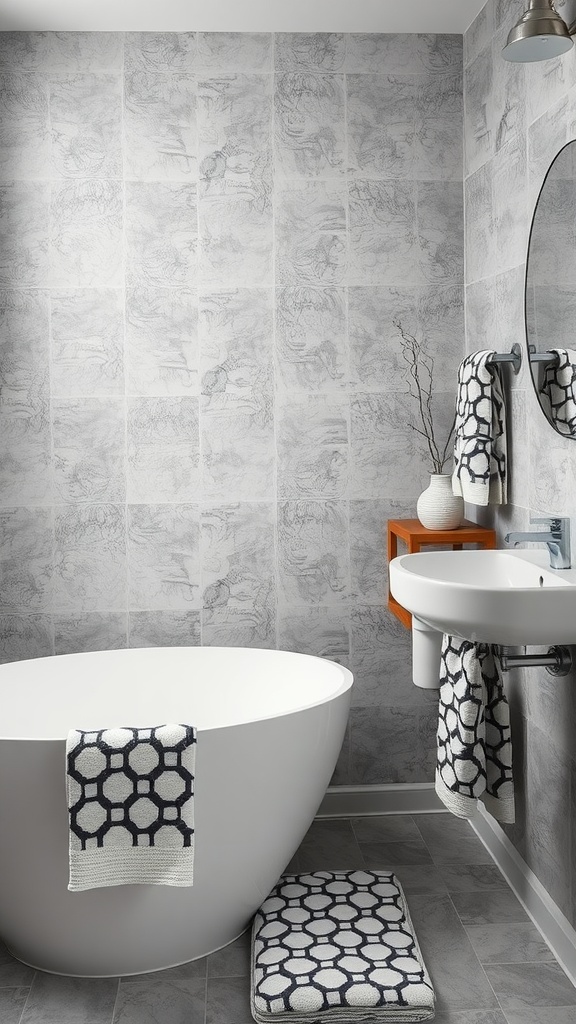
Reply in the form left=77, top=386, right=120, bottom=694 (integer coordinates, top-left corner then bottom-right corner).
left=317, top=782, right=446, bottom=818
left=471, top=803, right=576, bottom=988
left=317, top=785, right=576, bottom=989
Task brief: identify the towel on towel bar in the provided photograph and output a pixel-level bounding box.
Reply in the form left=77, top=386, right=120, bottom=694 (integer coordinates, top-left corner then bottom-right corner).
left=436, top=635, right=514, bottom=824
left=66, top=724, right=197, bottom=891
left=452, top=350, right=507, bottom=506
left=539, top=347, right=576, bottom=437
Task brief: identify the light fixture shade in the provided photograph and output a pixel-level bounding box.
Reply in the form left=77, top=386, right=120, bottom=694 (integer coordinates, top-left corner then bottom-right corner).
left=502, top=0, right=574, bottom=62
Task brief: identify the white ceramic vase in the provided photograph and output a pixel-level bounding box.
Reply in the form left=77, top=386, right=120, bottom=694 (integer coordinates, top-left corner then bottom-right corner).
left=416, top=473, right=464, bottom=531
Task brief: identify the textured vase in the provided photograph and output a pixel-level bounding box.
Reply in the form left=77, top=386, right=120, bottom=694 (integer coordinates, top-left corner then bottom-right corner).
left=416, top=473, right=464, bottom=531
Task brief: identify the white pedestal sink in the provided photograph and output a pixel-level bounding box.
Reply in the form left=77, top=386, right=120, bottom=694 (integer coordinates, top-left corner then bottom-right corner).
left=389, top=548, right=576, bottom=687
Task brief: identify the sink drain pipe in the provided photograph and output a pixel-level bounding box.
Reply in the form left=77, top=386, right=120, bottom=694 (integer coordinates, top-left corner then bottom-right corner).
left=499, top=646, right=573, bottom=676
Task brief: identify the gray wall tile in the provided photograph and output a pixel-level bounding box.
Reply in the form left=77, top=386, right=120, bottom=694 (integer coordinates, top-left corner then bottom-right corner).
left=0, top=507, right=53, bottom=613
left=125, top=182, right=197, bottom=288
left=278, top=500, right=349, bottom=606
left=124, top=33, right=196, bottom=74
left=129, top=609, right=201, bottom=649
left=0, top=613, right=53, bottom=663
left=201, top=392, right=274, bottom=501
left=201, top=502, right=276, bottom=648
left=127, top=397, right=199, bottom=503
left=127, top=504, right=200, bottom=611
left=275, top=73, right=346, bottom=178
left=349, top=179, right=418, bottom=285
left=50, top=180, right=123, bottom=287
left=276, top=180, right=346, bottom=286
left=51, top=288, right=124, bottom=397
left=0, top=288, right=51, bottom=506
left=126, top=287, right=198, bottom=397
left=347, top=74, right=416, bottom=180
left=124, top=73, right=197, bottom=182
left=275, top=34, right=346, bottom=72
left=49, top=74, right=122, bottom=179
left=0, top=73, right=50, bottom=181
left=54, top=612, right=127, bottom=655
left=277, top=394, right=348, bottom=499
left=53, top=504, right=126, bottom=613
left=52, top=397, right=125, bottom=504
left=415, top=70, right=463, bottom=181
left=0, top=182, right=49, bottom=286
left=275, top=286, right=347, bottom=392
left=198, top=33, right=272, bottom=73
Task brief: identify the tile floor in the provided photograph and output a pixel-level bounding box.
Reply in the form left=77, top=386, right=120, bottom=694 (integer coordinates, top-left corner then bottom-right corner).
left=1, top=813, right=576, bottom=1024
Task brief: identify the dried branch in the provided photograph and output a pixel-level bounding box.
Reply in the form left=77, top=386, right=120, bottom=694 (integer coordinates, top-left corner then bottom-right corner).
left=392, top=318, right=455, bottom=474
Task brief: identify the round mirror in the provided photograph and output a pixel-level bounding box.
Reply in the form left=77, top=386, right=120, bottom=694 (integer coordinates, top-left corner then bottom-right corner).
left=525, top=139, right=576, bottom=438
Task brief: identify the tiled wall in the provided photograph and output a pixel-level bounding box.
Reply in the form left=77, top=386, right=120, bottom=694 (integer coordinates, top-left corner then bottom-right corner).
left=464, top=0, right=576, bottom=927
left=0, top=30, right=463, bottom=785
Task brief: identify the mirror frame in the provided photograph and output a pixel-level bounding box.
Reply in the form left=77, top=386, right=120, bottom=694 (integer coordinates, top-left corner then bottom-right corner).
left=524, top=138, right=576, bottom=439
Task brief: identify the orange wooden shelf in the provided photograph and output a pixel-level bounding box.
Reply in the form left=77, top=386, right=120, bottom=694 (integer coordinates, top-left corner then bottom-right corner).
left=387, top=518, right=497, bottom=630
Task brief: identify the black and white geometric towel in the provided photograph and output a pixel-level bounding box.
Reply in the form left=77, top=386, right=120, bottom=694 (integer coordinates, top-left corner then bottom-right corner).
left=66, top=724, right=197, bottom=891
left=251, top=870, right=435, bottom=1022
left=539, top=347, right=576, bottom=437
left=436, top=635, right=515, bottom=824
left=452, top=349, right=507, bottom=506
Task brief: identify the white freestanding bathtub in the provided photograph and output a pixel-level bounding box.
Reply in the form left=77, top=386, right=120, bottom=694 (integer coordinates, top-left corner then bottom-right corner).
left=0, top=646, right=352, bottom=977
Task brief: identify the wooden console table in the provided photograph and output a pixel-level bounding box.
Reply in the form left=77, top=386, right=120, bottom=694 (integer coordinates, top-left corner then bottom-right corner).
left=387, top=518, right=497, bottom=629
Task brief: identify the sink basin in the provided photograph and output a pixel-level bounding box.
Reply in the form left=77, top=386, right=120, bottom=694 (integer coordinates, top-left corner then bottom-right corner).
left=389, top=548, right=576, bottom=646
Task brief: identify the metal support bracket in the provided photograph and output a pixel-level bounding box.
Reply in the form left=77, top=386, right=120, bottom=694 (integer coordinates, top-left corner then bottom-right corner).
left=500, top=645, right=572, bottom=676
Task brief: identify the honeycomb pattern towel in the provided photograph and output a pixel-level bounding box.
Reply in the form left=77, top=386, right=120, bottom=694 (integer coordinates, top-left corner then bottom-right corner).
left=66, top=724, right=197, bottom=891
left=436, top=635, right=515, bottom=824
left=452, top=350, right=507, bottom=506
left=251, top=870, right=435, bottom=1022
left=539, top=347, right=576, bottom=437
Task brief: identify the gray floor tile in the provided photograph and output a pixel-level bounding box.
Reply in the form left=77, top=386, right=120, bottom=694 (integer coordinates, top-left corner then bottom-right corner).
left=351, top=814, right=422, bottom=843
left=377, top=863, right=449, bottom=895
left=206, top=976, right=252, bottom=1024
left=415, top=814, right=493, bottom=864
left=485, top=962, right=576, bottom=1008
left=295, top=818, right=364, bottom=871
left=114, top=973, right=206, bottom=1024
left=406, top=893, right=499, bottom=1013
left=0, top=942, right=36, bottom=988
left=465, top=922, right=555, bottom=964
left=21, top=973, right=119, bottom=1024
left=359, top=839, right=434, bottom=867
left=207, top=930, right=251, bottom=978
left=432, top=1012, right=508, bottom=1024
left=440, top=863, right=510, bottom=893
left=503, top=1008, right=576, bottom=1023
left=0, top=987, right=31, bottom=1024
left=451, top=889, right=529, bottom=925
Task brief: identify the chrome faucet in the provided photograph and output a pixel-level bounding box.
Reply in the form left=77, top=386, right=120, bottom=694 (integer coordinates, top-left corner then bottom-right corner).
left=504, top=517, right=571, bottom=569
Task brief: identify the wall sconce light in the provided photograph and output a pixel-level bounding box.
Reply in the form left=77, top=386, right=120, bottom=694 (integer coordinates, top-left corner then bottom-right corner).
left=502, top=0, right=575, bottom=62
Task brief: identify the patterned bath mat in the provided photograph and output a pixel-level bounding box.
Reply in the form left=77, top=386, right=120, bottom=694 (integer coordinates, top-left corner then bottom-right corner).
left=251, top=870, right=435, bottom=1022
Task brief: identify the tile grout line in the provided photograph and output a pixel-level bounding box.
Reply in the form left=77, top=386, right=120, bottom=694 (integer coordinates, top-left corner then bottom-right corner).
left=16, top=971, right=36, bottom=1024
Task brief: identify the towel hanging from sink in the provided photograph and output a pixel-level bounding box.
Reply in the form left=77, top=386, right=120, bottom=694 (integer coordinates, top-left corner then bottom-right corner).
left=436, top=635, right=514, bottom=824
left=66, top=724, right=197, bottom=891
left=452, top=350, right=507, bottom=506
left=538, top=347, right=576, bottom=438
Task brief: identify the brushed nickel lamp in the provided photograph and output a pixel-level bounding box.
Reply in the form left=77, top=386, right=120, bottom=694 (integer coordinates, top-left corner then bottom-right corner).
left=502, top=0, right=575, bottom=62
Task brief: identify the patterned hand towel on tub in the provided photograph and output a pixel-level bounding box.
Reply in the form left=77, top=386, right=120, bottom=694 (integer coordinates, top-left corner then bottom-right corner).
left=66, top=724, right=197, bottom=891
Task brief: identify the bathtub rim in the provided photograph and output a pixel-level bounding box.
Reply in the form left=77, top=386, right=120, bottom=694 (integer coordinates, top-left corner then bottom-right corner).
left=0, top=645, right=354, bottom=742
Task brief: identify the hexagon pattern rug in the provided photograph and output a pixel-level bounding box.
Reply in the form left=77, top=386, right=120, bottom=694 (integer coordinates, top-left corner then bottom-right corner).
left=251, top=870, right=435, bottom=1022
